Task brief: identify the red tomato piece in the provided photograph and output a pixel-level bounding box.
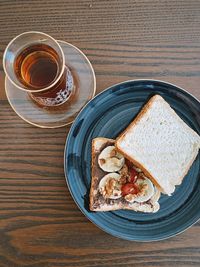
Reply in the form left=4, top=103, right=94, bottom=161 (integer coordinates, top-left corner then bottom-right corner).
left=129, top=168, right=138, bottom=183
left=125, top=159, right=133, bottom=169
left=121, top=183, right=139, bottom=196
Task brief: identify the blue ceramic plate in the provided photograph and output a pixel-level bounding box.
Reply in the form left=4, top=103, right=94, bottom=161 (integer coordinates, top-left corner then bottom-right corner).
left=64, top=80, right=200, bottom=241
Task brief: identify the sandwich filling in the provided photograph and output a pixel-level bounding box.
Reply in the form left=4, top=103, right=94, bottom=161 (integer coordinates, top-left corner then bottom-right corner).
left=97, top=145, right=157, bottom=205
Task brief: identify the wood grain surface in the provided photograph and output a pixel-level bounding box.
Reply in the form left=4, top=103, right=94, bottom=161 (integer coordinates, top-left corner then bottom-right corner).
left=0, top=1, right=200, bottom=266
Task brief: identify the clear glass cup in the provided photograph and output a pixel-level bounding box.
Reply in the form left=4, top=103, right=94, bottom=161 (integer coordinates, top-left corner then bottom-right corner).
left=3, top=31, right=73, bottom=106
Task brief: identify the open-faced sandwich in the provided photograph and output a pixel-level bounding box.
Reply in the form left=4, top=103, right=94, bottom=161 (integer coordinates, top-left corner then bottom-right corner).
left=90, top=95, right=200, bottom=213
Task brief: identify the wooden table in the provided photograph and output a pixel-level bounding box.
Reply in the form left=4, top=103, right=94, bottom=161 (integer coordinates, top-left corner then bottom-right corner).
left=0, top=1, right=200, bottom=266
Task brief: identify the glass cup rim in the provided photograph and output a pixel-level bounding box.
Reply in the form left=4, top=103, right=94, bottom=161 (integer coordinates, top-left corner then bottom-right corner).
left=3, top=31, right=65, bottom=93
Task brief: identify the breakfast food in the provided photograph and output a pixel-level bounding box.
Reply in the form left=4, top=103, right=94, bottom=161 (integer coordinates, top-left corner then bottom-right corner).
left=90, top=95, right=200, bottom=212
left=116, top=95, right=200, bottom=195
left=90, top=137, right=160, bottom=212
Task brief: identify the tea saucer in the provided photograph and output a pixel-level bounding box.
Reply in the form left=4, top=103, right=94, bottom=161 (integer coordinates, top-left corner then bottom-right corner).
left=5, top=40, right=96, bottom=128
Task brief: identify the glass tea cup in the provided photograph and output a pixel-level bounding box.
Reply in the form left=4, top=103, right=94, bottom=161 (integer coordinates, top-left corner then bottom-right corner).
left=3, top=31, right=74, bottom=107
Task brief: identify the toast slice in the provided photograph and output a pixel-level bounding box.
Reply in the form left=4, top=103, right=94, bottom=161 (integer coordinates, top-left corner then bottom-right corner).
left=90, top=137, right=160, bottom=212
left=116, top=95, right=200, bottom=195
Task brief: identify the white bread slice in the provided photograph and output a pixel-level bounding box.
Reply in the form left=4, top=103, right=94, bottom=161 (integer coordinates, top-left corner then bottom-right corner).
left=116, top=95, right=200, bottom=195
left=90, top=137, right=160, bottom=212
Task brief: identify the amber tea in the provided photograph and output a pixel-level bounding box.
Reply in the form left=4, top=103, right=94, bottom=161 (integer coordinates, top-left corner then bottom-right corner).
left=13, top=43, right=73, bottom=107
left=14, top=44, right=61, bottom=90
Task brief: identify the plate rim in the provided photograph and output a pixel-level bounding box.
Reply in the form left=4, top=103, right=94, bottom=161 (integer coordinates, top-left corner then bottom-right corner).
left=64, top=79, right=200, bottom=241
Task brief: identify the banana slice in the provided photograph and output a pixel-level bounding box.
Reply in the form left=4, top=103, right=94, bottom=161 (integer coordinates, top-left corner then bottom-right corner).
left=134, top=178, right=155, bottom=203
left=150, top=187, right=160, bottom=204
left=99, top=173, right=122, bottom=199
left=152, top=202, right=160, bottom=213
left=98, top=146, right=124, bottom=172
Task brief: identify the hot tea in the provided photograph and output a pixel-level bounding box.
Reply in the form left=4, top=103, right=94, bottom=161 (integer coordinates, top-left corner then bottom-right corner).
left=14, top=44, right=61, bottom=90
left=13, top=43, right=73, bottom=106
